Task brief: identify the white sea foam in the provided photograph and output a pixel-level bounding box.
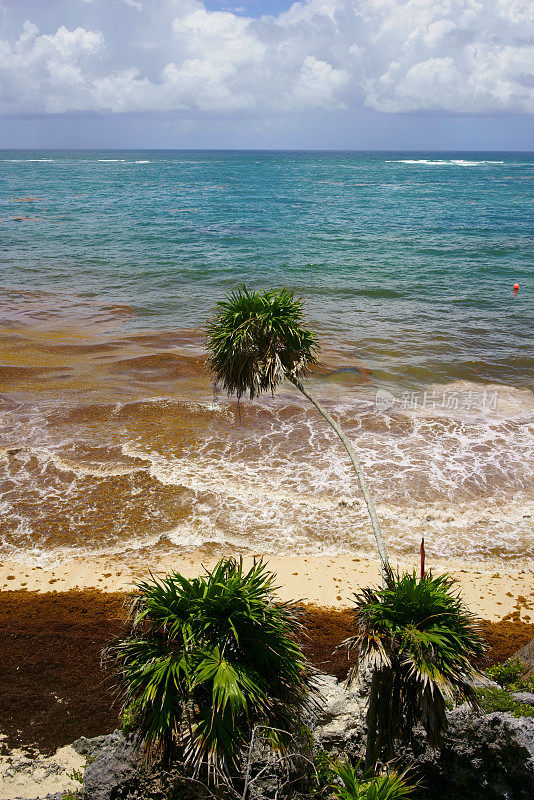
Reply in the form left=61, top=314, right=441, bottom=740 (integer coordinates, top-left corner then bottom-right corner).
left=1, top=386, right=532, bottom=565
left=51, top=456, right=148, bottom=478
left=115, top=386, right=533, bottom=560
left=0, top=527, right=168, bottom=568
left=450, top=159, right=505, bottom=166
left=386, top=159, right=506, bottom=166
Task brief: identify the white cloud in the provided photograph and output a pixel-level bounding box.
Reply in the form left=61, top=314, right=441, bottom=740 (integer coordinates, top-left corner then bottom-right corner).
left=292, top=55, right=349, bottom=110
left=43, top=25, right=103, bottom=59
left=355, top=0, right=534, bottom=113
left=0, top=20, right=105, bottom=113
left=0, top=0, right=532, bottom=116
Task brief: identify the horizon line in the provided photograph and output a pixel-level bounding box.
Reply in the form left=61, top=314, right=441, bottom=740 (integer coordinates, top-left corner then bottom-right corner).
left=1, top=147, right=533, bottom=153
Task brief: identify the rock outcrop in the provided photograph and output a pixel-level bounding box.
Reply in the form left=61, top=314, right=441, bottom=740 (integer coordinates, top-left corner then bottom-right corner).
left=314, top=676, right=534, bottom=800
left=77, top=732, right=143, bottom=800
left=312, top=678, right=534, bottom=800
left=409, top=709, right=534, bottom=800
left=75, top=675, right=534, bottom=800
left=312, top=674, right=366, bottom=755
left=513, top=638, right=534, bottom=681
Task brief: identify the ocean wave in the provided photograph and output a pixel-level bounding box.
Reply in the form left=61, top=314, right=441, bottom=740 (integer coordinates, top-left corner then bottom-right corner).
left=385, top=159, right=506, bottom=166
left=2, top=381, right=531, bottom=566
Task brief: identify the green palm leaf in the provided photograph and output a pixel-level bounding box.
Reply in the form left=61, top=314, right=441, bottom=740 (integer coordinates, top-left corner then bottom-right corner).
left=346, top=571, right=486, bottom=769
left=331, top=758, right=416, bottom=800
left=105, top=557, right=315, bottom=781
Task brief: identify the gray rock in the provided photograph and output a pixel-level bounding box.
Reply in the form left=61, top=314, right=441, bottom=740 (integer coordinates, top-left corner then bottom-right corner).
left=73, top=732, right=120, bottom=759
left=311, top=674, right=534, bottom=800
left=409, top=710, right=534, bottom=800
left=512, top=692, right=534, bottom=708
left=512, top=638, right=534, bottom=681
left=83, top=732, right=143, bottom=800
left=79, top=732, right=200, bottom=800
left=312, top=674, right=366, bottom=756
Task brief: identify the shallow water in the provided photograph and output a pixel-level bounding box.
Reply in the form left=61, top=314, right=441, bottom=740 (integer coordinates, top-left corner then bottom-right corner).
left=0, top=150, right=532, bottom=565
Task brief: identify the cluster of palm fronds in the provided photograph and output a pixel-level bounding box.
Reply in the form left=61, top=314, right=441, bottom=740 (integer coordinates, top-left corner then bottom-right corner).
left=206, top=285, right=318, bottom=400
left=346, top=572, right=486, bottom=769
left=331, top=759, right=415, bottom=800
left=106, top=558, right=315, bottom=782
left=106, top=563, right=487, bottom=798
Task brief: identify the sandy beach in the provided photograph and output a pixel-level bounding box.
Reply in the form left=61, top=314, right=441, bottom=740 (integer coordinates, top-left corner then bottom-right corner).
left=1, top=551, right=533, bottom=622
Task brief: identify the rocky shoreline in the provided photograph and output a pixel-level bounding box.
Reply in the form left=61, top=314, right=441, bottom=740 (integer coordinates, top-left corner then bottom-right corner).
left=2, top=591, right=534, bottom=800
left=7, top=673, right=534, bottom=800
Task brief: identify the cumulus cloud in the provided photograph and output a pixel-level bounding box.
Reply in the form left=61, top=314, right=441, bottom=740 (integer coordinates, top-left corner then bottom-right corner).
left=0, top=0, right=532, bottom=116
left=0, top=20, right=105, bottom=113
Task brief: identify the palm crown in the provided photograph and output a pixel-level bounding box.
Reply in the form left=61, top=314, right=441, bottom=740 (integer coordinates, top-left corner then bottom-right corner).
left=107, top=558, right=314, bottom=781
left=207, top=285, right=318, bottom=399
left=347, top=572, right=486, bottom=768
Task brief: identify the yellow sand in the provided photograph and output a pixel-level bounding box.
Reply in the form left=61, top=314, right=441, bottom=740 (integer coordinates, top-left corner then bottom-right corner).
left=0, top=741, right=85, bottom=800
left=1, top=551, right=533, bottom=622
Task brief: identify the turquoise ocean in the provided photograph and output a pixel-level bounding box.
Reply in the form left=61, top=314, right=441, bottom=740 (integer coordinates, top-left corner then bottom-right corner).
left=0, top=151, right=532, bottom=566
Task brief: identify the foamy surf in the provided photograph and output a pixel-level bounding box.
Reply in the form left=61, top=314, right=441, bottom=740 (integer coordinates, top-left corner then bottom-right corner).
left=0, top=373, right=531, bottom=566
left=385, top=159, right=506, bottom=165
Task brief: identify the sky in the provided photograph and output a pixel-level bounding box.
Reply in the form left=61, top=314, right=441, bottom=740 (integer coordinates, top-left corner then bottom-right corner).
left=0, top=0, right=533, bottom=150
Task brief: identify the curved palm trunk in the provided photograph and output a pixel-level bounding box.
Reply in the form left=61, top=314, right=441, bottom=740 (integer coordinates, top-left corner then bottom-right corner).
left=288, top=375, right=389, bottom=582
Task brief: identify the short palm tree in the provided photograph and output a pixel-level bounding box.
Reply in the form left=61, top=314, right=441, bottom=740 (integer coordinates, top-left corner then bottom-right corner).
left=206, top=285, right=389, bottom=580
left=106, top=558, right=314, bottom=784
left=346, top=572, right=486, bottom=771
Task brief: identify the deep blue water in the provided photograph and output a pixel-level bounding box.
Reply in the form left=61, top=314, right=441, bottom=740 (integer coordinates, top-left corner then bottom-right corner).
left=1, top=150, right=532, bottom=389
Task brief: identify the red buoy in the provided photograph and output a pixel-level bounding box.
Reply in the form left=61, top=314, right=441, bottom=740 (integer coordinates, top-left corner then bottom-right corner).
left=513, top=283, right=519, bottom=292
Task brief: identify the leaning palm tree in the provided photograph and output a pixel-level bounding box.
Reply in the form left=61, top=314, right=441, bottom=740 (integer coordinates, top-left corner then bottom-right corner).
left=346, top=571, right=486, bottom=771
left=206, top=285, right=389, bottom=580
left=106, top=558, right=314, bottom=786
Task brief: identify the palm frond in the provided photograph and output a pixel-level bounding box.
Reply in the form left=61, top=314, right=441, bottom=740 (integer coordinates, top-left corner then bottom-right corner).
left=206, top=285, right=318, bottom=399
left=106, top=557, right=316, bottom=780
left=346, top=571, right=486, bottom=765
left=331, top=758, right=416, bottom=800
